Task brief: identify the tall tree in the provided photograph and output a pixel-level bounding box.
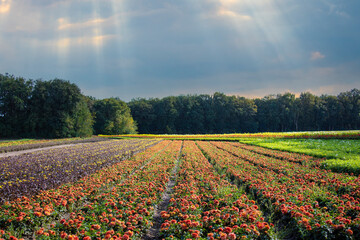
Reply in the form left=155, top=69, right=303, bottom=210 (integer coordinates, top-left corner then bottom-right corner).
left=30, top=79, right=92, bottom=138
left=319, top=95, right=338, bottom=130
left=73, top=98, right=94, bottom=137
left=298, top=92, right=317, bottom=131
left=128, top=98, right=156, bottom=134
left=337, top=89, right=360, bottom=129
left=0, top=74, right=33, bottom=137
left=93, top=98, right=137, bottom=135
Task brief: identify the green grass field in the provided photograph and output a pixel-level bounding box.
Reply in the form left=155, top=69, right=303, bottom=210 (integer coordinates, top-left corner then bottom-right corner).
left=238, top=138, right=360, bottom=174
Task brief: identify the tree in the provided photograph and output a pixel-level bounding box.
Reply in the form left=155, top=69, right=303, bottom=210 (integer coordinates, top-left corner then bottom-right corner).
left=73, top=98, right=94, bottom=137
left=255, top=95, right=281, bottom=132
left=298, top=92, right=317, bottom=131
left=337, top=89, right=360, bottom=129
left=30, top=79, right=91, bottom=138
left=93, top=98, right=137, bottom=135
left=277, top=93, right=296, bottom=132
left=128, top=98, right=156, bottom=134
left=0, top=73, right=33, bottom=138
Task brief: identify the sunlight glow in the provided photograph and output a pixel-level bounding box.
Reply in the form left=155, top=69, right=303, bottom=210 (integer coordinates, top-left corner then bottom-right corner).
left=58, top=17, right=107, bottom=30
left=57, top=38, right=71, bottom=49
left=56, top=35, right=115, bottom=48
left=219, top=0, right=238, bottom=6
left=216, top=0, right=301, bottom=67
left=249, top=1, right=300, bottom=61
left=110, top=0, right=129, bottom=83
left=0, top=0, right=11, bottom=13
left=217, top=8, right=251, bottom=20
left=56, top=17, right=70, bottom=65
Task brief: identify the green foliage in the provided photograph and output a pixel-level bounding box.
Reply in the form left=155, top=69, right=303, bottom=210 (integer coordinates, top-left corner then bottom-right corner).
left=129, top=90, right=359, bottom=134
left=238, top=138, right=360, bottom=174
left=0, top=73, right=33, bottom=138
left=30, top=79, right=88, bottom=138
left=0, top=74, right=95, bottom=138
left=1, top=72, right=360, bottom=138
left=129, top=93, right=258, bottom=134
left=93, top=98, right=137, bottom=135
left=73, top=99, right=93, bottom=137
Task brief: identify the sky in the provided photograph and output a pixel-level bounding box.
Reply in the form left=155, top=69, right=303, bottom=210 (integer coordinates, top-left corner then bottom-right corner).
left=0, top=0, right=359, bottom=101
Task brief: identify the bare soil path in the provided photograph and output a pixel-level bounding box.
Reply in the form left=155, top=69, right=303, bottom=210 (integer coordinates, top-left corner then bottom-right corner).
left=142, top=141, right=183, bottom=240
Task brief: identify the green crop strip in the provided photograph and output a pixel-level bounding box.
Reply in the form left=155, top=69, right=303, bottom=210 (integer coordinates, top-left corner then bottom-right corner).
left=238, top=138, right=360, bottom=175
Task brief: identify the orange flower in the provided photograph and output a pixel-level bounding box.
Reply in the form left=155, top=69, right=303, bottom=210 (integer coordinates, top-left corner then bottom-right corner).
left=34, top=212, right=42, bottom=217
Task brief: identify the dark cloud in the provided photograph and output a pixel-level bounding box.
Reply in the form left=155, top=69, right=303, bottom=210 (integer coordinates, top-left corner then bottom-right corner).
left=0, top=0, right=359, bottom=101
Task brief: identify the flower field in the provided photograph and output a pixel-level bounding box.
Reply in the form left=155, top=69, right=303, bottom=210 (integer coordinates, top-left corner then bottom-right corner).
left=0, top=139, right=359, bottom=239
left=102, top=130, right=360, bottom=140
left=159, top=141, right=273, bottom=240
left=0, top=139, right=159, bottom=202
left=197, top=141, right=360, bottom=239
left=0, top=138, right=109, bottom=154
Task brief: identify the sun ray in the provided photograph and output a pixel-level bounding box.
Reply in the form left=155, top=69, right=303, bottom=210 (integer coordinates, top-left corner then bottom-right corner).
left=0, top=0, right=11, bottom=50
left=109, top=0, right=129, bottom=88
left=89, top=0, right=105, bottom=81
left=214, top=0, right=303, bottom=72
left=0, top=0, right=11, bottom=14
left=56, top=16, right=70, bottom=67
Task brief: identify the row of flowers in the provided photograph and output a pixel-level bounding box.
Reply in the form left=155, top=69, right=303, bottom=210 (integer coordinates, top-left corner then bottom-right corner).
left=230, top=142, right=319, bottom=165
left=0, top=140, right=179, bottom=239
left=197, top=141, right=360, bottom=239
left=102, top=130, right=360, bottom=140
left=159, top=141, right=274, bottom=239
left=214, top=141, right=360, bottom=200
left=0, top=137, right=109, bottom=153
left=0, top=139, right=159, bottom=202
left=0, top=138, right=81, bottom=148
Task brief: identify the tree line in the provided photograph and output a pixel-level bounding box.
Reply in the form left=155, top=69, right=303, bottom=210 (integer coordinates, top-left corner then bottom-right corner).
left=1, top=73, right=359, bottom=138
left=0, top=73, right=136, bottom=138
left=129, top=91, right=360, bottom=134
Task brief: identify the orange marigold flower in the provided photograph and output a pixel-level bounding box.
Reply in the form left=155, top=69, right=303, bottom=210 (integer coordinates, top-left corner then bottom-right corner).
left=34, top=212, right=42, bottom=217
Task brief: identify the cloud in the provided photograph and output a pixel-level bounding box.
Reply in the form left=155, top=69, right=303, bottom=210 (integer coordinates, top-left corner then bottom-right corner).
left=0, top=0, right=359, bottom=102
left=58, top=17, right=107, bottom=30
left=328, top=3, right=350, bottom=18
left=56, top=34, right=116, bottom=49
left=217, top=8, right=252, bottom=20
left=0, top=0, right=11, bottom=13
left=310, top=51, right=325, bottom=60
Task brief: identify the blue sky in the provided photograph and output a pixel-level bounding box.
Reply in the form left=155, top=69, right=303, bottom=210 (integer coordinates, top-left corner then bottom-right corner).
left=0, top=0, right=359, bottom=101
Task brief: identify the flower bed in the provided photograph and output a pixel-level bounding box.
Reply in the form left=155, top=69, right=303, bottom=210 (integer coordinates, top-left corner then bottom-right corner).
left=0, top=139, right=159, bottom=202
left=159, top=141, right=274, bottom=239
left=0, top=137, right=109, bottom=153
left=197, top=141, right=360, bottom=239
left=0, top=140, right=178, bottom=239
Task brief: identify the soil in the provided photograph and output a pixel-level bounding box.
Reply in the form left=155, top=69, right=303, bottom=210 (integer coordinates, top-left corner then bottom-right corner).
left=142, top=142, right=183, bottom=240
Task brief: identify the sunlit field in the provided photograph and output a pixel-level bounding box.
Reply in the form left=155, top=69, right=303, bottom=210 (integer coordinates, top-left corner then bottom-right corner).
left=103, top=130, right=360, bottom=140
left=0, top=132, right=359, bottom=239
left=1, top=0, right=360, bottom=238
